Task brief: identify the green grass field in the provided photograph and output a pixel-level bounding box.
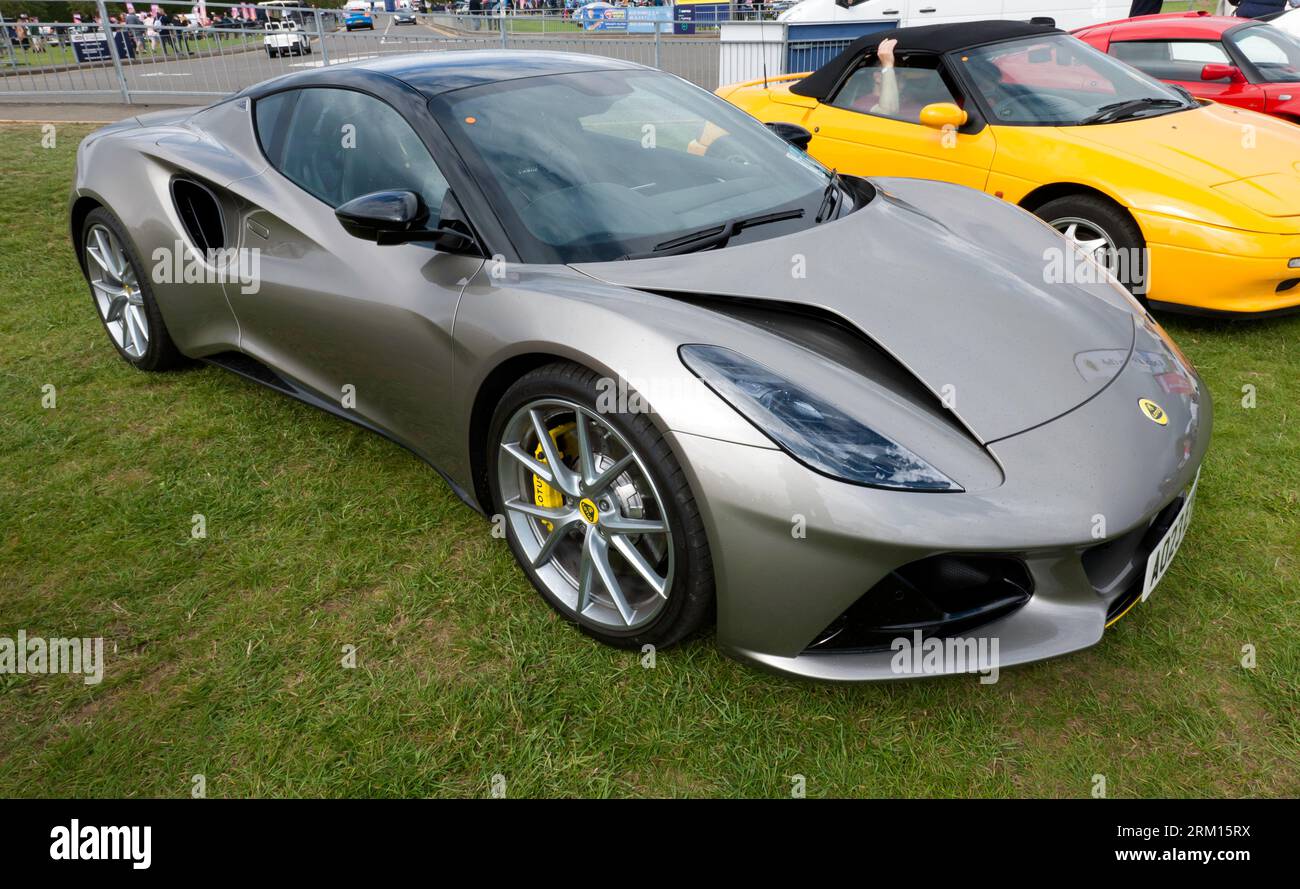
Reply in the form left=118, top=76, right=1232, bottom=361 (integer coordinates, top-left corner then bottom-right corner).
left=1161, top=0, right=1220, bottom=12
left=0, top=123, right=1296, bottom=798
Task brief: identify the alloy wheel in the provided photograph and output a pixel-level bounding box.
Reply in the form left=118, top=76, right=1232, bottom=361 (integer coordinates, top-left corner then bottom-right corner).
left=84, top=223, right=149, bottom=359
left=496, top=399, right=675, bottom=632
left=1050, top=215, right=1117, bottom=268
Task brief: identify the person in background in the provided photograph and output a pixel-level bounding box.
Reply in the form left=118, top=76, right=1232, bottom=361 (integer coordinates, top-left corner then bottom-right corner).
left=158, top=9, right=177, bottom=56
left=175, top=14, right=191, bottom=54
left=144, top=13, right=159, bottom=53
left=872, top=38, right=901, bottom=117
left=1127, top=0, right=1163, bottom=16
left=29, top=17, right=46, bottom=53
left=123, top=9, right=141, bottom=55
left=1235, top=0, right=1285, bottom=17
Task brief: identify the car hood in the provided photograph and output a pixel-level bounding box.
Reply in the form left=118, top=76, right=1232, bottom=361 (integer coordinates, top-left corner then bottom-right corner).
left=1213, top=172, right=1300, bottom=218
left=1061, top=104, right=1300, bottom=214
left=572, top=177, right=1138, bottom=443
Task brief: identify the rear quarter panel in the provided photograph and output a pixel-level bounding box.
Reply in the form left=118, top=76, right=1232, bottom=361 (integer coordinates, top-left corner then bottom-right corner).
left=72, top=99, right=268, bottom=356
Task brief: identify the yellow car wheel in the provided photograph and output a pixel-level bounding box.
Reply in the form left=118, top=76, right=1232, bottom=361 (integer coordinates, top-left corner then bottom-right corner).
left=1035, top=194, right=1148, bottom=300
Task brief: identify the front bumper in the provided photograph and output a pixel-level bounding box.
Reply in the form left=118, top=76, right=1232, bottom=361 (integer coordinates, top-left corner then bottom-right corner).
left=670, top=316, right=1211, bottom=681
left=1136, top=210, right=1300, bottom=315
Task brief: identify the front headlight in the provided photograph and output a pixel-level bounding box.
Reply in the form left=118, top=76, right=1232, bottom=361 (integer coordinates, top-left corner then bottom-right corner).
left=679, top=344, right=961, bottom=492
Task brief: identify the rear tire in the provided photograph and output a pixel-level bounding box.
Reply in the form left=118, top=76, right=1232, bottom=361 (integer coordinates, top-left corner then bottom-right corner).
left=79, top=207, right=183, bottom=372
left=487, top=362, right=714, bottom=649
left=1034, top=194, right=1148, bottom=298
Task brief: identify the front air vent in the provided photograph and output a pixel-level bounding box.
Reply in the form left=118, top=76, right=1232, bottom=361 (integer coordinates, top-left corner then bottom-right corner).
left=170, top=178, right=226, bottom=253
left=806, top=555, right=1033, bottom=653
left=1083, top=493, right=1186, bottom=625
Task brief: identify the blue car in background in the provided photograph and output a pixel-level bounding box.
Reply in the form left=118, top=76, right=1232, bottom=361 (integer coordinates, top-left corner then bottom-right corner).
left=344, top=12, right=375, bottom=30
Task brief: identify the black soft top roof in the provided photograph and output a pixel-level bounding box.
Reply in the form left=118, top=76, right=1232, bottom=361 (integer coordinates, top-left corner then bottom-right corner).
left=789, top=20, right=1063, bottom=101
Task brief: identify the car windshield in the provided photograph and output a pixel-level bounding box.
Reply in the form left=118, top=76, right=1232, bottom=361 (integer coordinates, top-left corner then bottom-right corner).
left=430, top=69, right=843, bottom=263
left=958, top=34, right=1195, bottom=126
left=1229, top=25, right=1300, bottom=83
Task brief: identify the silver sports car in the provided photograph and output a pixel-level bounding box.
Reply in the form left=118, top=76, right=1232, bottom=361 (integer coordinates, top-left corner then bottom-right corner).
left=70, top=51, right=1210, bottom=680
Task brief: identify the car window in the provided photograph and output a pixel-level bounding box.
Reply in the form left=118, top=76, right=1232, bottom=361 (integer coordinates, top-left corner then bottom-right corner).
left=1169, top=42, right=1229, bottom=63
left=576, top=80, right=708, bottom=154
left=830, top=56, right=959, bottom=124
left=432, top=69, right=836, bottom=263
left=1110, top=40, right=1230, bottom=82
left=1229, top=27, right=1300, bottom=82
left=984, top=42, right=1117, bottom=94
left=959, top=35, right=1188, bottom=126
left=254, top=88, right=449, bottom=214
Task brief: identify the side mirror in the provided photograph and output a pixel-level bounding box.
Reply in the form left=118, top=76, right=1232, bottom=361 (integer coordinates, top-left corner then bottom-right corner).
left=1201, top=63, right=1246, bottom=84
left=765, top=121, right=813, bottom=151
left=919, top=102, right=968, bottom=130
left=431, top=190, right=480, bottom=255
left=336, top=188, right=479, bottom=253
left=335, top=189, right=426, bottom=241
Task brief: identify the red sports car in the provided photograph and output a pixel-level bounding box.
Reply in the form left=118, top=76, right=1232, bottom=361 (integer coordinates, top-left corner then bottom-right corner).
left=1074, top=12, right=1300, bottom=124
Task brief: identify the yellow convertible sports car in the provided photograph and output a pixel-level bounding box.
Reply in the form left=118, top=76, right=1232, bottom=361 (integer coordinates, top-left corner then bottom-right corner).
left=718, top=20, right=1300, bottom=316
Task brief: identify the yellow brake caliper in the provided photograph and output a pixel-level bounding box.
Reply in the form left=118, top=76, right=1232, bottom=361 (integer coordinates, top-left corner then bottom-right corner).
left=533, top=422, right=575, bottom=531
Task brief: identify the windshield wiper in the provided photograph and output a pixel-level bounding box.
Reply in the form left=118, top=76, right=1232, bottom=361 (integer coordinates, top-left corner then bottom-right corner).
left=1081, top=97, right=1186, bottom=125
left=816, top=169, right=845, bottom=223
left=622, top=209, right=805, bottom=260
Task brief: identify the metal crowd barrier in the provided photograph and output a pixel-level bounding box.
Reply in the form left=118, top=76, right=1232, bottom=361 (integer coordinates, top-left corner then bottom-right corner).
left=0, top=2, right=824, bottom=103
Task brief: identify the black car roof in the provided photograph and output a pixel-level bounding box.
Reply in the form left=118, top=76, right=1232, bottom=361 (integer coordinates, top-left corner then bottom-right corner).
left=790, top=20, right=1063, bottom=101
left=245, top=50, right=647, bottom=99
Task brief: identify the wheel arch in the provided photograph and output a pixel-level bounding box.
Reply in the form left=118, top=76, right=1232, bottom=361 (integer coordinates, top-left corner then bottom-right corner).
left=69, top=194, right=105, bottom=272
left=467, top=351, right=576, bottom=514
left=1018, top=182, right=1139, bottom=232
left=465, top=345, right=710, bottom=519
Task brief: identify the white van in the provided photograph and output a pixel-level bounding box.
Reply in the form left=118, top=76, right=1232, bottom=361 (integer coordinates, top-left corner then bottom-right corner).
left=778, top=0, right=1132, bottom=33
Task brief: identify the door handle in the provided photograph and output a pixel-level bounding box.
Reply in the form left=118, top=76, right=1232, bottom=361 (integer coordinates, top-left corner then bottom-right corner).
left=882, top=7, right=900, bottom=12
left=919, top=6, right=937, bottom=11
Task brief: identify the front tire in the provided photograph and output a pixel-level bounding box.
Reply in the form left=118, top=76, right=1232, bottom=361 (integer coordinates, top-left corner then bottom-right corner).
left=1034, top=194, right=1148, bottom=298
left=487, top=362, right=714, bottom=649
left=79, top=207, right=182, bottom=372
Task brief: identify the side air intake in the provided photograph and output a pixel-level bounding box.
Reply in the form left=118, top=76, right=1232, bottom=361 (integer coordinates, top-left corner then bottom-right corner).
left=170, top=178, right=226, bottom=253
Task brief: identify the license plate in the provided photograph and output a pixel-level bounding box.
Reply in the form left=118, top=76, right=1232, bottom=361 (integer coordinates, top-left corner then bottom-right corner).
left=1141, top=470, right=1200, bottom=602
